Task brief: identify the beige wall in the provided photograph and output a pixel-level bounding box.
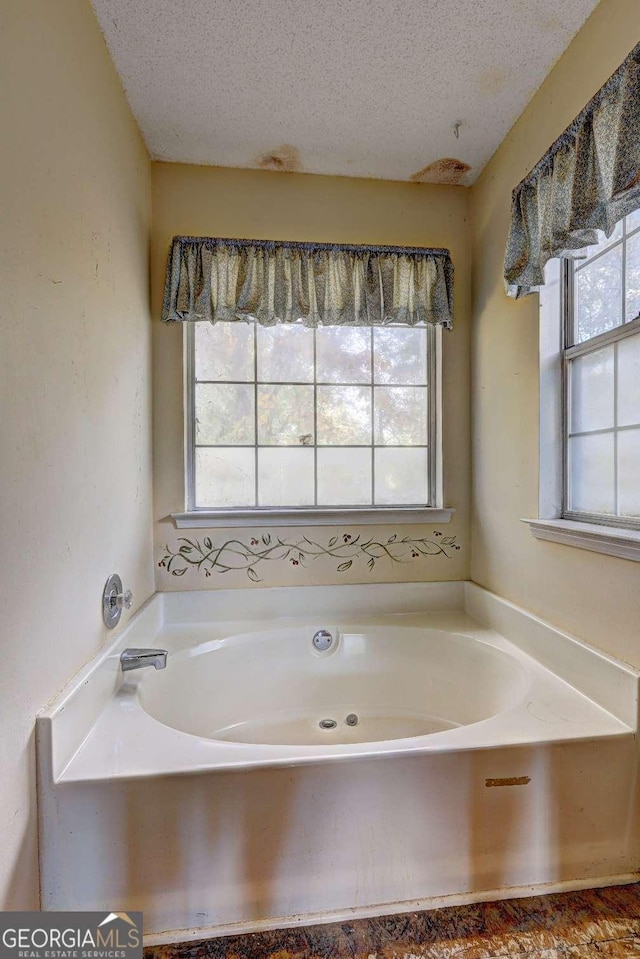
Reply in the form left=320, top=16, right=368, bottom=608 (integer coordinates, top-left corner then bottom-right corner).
left=152, top=164, right=471, bottom=590
left=0, top=0, right=153, bottom=906
left=470, top=0, right=640, bottom=666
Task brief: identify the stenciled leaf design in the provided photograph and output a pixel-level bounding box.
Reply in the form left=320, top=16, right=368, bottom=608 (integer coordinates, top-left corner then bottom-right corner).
left=413, top=541, right=443, bottom=555
left=159, top=530, right=458, bottom=580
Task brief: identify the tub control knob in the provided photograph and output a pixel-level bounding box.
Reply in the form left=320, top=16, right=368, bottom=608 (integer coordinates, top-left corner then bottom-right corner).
left=312, top=629, right=334, bottom=651
left=102, top=573, right=133, bottom=629
left=114, top=589, right=133, bottom=610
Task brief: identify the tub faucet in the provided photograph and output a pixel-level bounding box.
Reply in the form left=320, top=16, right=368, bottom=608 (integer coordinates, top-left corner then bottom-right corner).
left=120, top=648, right=168, bottom=672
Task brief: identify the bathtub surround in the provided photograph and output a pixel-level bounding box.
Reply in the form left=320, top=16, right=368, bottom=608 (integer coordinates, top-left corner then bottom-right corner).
left=37, top=582, right=640, bottom=936
left=470, top=0, right=640, bottom=668
left=0, top=0, right=153, bottom=909
left=151, top=165, right=471, bottom=588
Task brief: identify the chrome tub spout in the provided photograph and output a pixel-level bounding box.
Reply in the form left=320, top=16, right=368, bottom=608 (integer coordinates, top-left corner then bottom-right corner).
left=120, top=648, right=168, bottom=672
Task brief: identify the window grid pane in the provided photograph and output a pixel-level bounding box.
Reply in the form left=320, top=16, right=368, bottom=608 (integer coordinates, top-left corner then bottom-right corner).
left=192, top=322, right=431, bottom=509
left=565, top=212, right=640, bottom=525
left=575, top=244, right=623, bottom=343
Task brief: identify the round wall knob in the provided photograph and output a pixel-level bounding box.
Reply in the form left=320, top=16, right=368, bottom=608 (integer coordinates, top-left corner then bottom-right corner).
left=102, top=574, right=132, bottom=629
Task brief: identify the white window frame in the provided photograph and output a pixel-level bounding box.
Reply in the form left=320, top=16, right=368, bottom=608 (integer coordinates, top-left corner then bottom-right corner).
left=173, top=322, right=453, bottom=529
left=525, top=224, right=640, bottom=560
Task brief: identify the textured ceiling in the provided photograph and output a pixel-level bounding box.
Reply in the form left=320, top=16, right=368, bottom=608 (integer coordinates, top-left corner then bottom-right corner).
left=91, top=0, right=600, bottom=185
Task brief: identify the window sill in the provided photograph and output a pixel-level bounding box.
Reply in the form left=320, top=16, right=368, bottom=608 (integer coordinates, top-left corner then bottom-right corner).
left=171, top=507, right=455, bottom=529
left=523, top=518, right=640, bottom=562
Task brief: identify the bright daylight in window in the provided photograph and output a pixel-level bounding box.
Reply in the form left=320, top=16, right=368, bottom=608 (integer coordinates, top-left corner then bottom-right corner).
left=565, top=208, right=640, bottom=524
left=188, top=322, right=434, bottom=510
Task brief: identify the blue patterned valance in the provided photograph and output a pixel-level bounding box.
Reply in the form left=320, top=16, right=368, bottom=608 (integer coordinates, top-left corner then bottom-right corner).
left=504, top=42, right=640, bottom=299
left=162, top=236, right=454, bottom=328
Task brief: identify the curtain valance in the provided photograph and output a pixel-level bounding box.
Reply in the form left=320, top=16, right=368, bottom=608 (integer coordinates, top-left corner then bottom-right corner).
left=504, top=42, right=640, bottom=299
left=162, top=236, right=454, bottom=329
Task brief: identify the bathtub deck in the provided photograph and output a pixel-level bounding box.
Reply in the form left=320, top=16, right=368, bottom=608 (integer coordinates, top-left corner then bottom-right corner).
left=144, top=882, right=640, bottom=957
left=43, top=608, right=635, bottom=784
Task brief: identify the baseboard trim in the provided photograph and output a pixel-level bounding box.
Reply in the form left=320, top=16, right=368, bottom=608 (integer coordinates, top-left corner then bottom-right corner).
left=143, top=872, right=640, bottom=946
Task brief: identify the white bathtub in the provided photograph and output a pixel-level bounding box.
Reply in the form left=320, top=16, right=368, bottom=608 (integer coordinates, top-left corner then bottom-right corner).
left=139, top=626, right=529, bottom=747
left=37, top=582, right=640, bottom=942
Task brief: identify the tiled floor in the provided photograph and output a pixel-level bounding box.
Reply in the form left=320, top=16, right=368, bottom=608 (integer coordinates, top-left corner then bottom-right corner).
left=144, top=883, right=640, bottom=958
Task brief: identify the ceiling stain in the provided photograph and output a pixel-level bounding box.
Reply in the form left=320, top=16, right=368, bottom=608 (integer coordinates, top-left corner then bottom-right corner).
left=255, top=144, right=301, bottom=173
left=478, top=66, right=509, bottom=96
left=411, top=158, right=472, bottom=186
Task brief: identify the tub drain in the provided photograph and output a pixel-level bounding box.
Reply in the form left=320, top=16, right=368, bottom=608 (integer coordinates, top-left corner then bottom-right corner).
left=319, top=719, right=337, bottom=729
left=345, top=713, right=359, bottom=726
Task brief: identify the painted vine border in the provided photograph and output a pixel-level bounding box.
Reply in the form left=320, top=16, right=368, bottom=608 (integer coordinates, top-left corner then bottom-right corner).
left=158, top=531, right=460, bottom=582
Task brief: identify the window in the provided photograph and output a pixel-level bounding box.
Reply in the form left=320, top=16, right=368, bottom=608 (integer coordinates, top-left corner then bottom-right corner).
left=185, top=321, right=437, bottom=513
left=563, top=209, right=640, bottom=526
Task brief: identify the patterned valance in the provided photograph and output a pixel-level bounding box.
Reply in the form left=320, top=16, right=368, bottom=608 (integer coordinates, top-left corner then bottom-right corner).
left=504, top=42, right=640, bottom=299
left=162, top=236, right=454, bottom=328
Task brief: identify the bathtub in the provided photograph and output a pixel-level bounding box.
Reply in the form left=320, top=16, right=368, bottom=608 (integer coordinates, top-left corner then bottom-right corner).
left=139, top=625, right=530, bottom=749
left=37, top=582, right=640, bottom=941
